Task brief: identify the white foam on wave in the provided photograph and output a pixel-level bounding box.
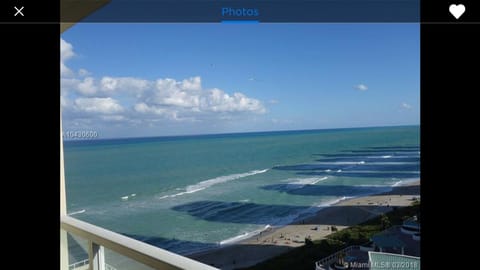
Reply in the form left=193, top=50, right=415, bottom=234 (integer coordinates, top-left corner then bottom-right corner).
left=121, top=193, right=137, bottom=201
left=356, top=183, right=391, bottom=187
left=392, top=180, right=403, bottom=187
left=286, top=176, right=329, bottom=186
left=219, top=224, right=272, bottom=246
left=317, top=196, right=353, bottom=207
left=158, top=169, right=269, bottom=200
left=366, top=155, right=395, bottom=159
left=68, top=209, right=86, bottom=216
left=356, top=178, right=419, bottom=192
left=392, top=178, right=420, bottom=187
left=158, top=188, right=206, bottom=199
left=356, top=180, right=407, bottom=188
left=363, top=162, right=416, bottom=165
left=367, top=155, right=417, bottom=159
left=284, top=196, right=354, bottom=226
left=316, top=161, right=365, bottom=165
left=310, top=176, right=328, bottom=184
left=187, top=169, right=269, bottom=191
left=219, top=232, right=250, bottom=245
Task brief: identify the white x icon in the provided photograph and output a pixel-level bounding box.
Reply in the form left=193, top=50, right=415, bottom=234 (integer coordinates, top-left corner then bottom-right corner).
left=14, top=6, right=24, bottom=17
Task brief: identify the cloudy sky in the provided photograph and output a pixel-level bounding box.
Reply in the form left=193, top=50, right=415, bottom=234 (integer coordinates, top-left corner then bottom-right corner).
left=61, top=23, right=419, bottom=139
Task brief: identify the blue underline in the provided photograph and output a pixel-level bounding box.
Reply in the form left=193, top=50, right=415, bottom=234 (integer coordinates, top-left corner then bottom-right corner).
left=221, top=20, right=260, bottom=24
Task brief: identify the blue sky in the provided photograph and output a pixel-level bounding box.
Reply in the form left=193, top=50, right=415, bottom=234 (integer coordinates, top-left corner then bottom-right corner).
left=61, top=23, right=419, bottom=138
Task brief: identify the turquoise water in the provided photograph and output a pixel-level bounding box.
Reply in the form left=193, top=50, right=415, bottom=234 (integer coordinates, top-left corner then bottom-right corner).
left=64, top=126, right=419, bottom=255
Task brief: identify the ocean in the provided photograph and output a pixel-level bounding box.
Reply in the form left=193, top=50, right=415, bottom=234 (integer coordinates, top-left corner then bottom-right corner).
left=64, top=125, right=420, bottom=257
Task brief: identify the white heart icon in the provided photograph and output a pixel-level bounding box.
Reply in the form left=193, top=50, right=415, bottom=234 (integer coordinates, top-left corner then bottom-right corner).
left=449, top=4, right=466, bottom=19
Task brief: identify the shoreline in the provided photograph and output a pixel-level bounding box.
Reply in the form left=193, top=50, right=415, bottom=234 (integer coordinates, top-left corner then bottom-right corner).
left=188, top=180, right=420, bottom=270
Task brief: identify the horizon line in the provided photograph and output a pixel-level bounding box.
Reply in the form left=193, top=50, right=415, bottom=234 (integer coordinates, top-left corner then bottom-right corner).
left=63, top=124, right=419, bottom=142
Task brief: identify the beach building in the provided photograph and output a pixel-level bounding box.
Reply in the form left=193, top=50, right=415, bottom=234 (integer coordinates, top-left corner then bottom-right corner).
left=372, top=233, right=406, bottom=255
left=401, top=216, right=420, bottom=238
left=315, top=246, right=420, bottom=270
left=368, top=252, right=420, bottom=270
left=315, top=223, right=420, bottom=270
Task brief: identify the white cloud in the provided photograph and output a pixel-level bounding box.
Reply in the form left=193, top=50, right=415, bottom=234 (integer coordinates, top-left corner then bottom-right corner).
left=134, top=103, right=167, bottom=115
left=60, top=39, right=74, bottom=60
left=61, top=95, right=68, bottom=108
left=77, top=77, right=98, bottom=95
left=149, top=77, right=202, bottom=108
left=203, top=89, right=265, bottom=113
left=134, top=77, right=265, bottom=115
left=354, top=84, right=368, bottom=91
left=180, top=76, right=202, bottom=91
left=101, top=115, right=126, bottom=122
left=101, top=76, right=150, bottom=94
left=401, top=102, right=412, bottom=109
left=74, top=97, right=124, bottom=114
left=133, top=103, right=196, bottom=122
left=61, top=39, right=267, bottom=131
left=60, top=39, right=75, bottom=77
left=268, top=99, right=279, bottom=104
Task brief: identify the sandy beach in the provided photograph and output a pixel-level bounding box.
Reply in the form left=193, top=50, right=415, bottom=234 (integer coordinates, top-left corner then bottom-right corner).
left=188, top=180, right=420, bottom=270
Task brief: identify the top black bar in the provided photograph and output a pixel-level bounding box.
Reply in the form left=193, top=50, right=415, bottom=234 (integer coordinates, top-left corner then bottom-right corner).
left=2, top=0, right=478, bottom=23
left=61, top=0, right=421, bottom=23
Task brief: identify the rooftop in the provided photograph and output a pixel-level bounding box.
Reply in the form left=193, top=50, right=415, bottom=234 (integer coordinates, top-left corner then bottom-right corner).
left=368, top=251, right=420, bottom=270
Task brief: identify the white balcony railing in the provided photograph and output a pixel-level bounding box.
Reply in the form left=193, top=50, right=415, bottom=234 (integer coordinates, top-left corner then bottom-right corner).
left=314, top=245, right=360, bottom=270
left=61, top=215, right=219, bottom=270
left=68, top=258, right=88, bottom=270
